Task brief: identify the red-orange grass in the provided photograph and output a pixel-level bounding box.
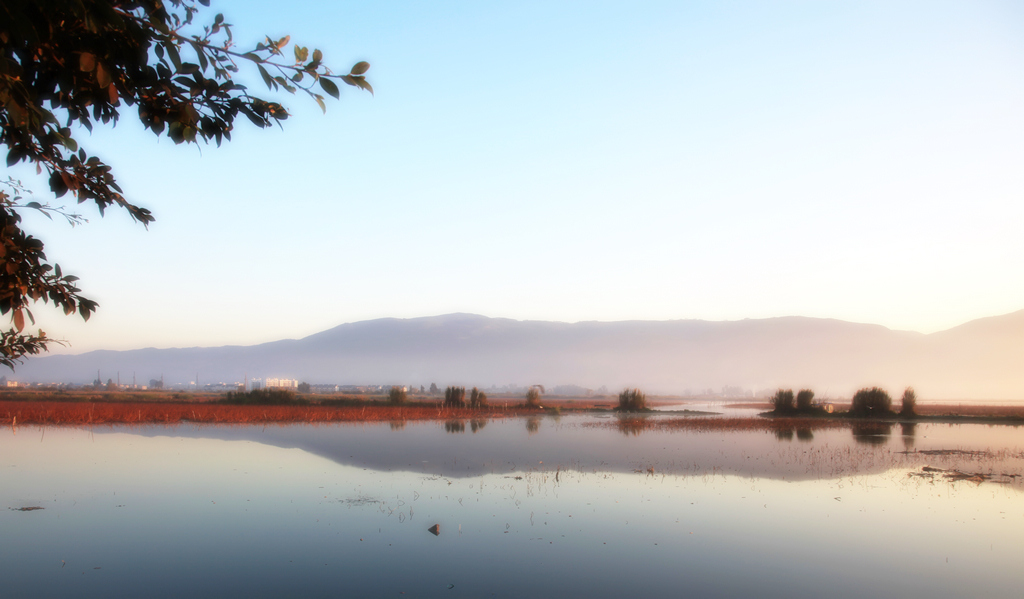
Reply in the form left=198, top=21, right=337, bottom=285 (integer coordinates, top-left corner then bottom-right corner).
left=0, top=400, right=549, bottom=426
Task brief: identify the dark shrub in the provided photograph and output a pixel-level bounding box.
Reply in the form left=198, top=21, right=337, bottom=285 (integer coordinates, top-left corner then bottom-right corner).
left=525, top=388, right=541, bottom=408
left=616, top=388, right=647, bottom=411
left=469, top=387, right=488, bottom=408
left=221, top=389, right=305, bottom=405
left=388, top=386, right=407, bottom=405
left=443, top=386, right=465, bottom=408
left=771, top=389, right=794, bottom=413
left=900, top=387, right=917, bottom=417
left=850, top=387, right=892, bottom=417
left=796, top=389, right=814, bottom=411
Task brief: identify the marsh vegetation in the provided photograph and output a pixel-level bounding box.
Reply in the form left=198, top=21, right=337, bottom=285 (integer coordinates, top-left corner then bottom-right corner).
left=900, top=387, right=917, bottom=416
left=469, top=387, right=488, bottom=408
left=1, top=385, right=1021, bottom=427
left=443, top=386, right=466, bottom=408
left=850, top=387, right=892, bottom=417
left=616, top=388, right=648, bottom=412
left=221, top=388, right=307, bottom=405
left=388, top=386, right=408, bottom=405
left=767, top=385, right=928, bottom=421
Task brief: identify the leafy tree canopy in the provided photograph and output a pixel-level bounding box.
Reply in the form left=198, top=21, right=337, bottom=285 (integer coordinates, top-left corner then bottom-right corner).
left=0, top=0, right=370, bottom=368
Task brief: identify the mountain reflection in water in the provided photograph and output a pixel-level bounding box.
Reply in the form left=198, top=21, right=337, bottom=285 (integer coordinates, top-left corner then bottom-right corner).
left=104, top=414, right=1024, bottom=485
left=2, top=417, right=1022, bottom=599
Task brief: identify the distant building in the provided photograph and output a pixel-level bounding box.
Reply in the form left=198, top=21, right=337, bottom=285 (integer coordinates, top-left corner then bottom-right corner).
left=247, top=378, right=298, bottom=391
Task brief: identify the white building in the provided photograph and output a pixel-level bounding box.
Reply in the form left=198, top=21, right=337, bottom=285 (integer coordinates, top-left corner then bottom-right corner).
left=247, top=378, right=299, bottom=391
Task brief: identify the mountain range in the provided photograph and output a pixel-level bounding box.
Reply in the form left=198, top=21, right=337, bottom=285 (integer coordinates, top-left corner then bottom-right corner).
left=13, top=311, right=1024, bottom=399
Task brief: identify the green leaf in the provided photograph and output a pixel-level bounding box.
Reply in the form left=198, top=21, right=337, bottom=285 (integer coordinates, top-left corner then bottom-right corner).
left=350, top=61, right=370, bottom=75
left=320, top=77, right=340, bottom=99
left=294, top=46, right=308, bottom=63
left=315, top=95, right=326, bottom=113
left=312, top=49, right=323, bottom=63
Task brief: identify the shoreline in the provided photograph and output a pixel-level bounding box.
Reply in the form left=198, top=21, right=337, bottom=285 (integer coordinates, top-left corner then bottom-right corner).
left=2, top=396, right=1023, bottom=427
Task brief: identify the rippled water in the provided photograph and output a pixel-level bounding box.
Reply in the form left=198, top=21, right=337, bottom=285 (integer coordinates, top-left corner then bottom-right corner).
left=2, top=416, right=1021, bottom=598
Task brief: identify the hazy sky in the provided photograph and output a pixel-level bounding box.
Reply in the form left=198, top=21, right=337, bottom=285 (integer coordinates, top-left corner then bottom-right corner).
left=11, top=0, right=1024, bottom=353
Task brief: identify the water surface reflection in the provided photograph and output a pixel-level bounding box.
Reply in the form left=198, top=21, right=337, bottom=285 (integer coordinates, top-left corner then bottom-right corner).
left=2, top=417, right=1022, bottom=599
left=87, top=415, right=1022, bottom=484
left=851, top=422, right=893, bottom=446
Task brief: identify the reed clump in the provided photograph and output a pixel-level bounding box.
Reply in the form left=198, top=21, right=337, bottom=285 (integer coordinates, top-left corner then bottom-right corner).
left=770, top=389, right=795, bottom=413
left=469, top=387, right=488, bottom=408
left=796, top=389, right=814, bottom=411
left=900, top=387, right=917, bottom=417
left=615, top=388, right=648, bottom=412
left=388, top=386, right=407, bottom=405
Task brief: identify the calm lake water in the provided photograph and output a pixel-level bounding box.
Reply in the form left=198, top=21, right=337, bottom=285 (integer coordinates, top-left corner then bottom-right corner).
left=2, top=415, right=1022, bottom=598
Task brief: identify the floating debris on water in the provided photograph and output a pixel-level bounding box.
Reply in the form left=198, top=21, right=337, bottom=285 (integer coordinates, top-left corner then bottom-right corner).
left=909, top=465, right=1019, bottom=485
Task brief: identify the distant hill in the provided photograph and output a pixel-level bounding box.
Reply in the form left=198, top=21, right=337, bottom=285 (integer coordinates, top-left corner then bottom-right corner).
left=12, top=311, right=1024, bottom=400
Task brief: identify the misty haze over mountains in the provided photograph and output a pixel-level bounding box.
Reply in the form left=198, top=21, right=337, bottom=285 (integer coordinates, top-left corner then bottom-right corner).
left=14, top=311, right=1024, bottom=400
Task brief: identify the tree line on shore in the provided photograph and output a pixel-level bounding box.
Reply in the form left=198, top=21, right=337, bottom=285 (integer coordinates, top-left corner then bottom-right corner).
left=221, top=382, right=918, bottom=418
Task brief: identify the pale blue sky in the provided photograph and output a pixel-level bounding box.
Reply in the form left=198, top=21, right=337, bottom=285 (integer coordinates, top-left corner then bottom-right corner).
left=12, top=0, right=1024, bottom=352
